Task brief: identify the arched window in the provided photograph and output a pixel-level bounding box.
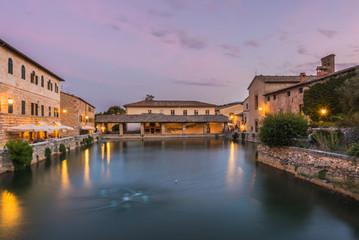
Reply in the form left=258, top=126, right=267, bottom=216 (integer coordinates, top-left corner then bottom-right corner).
left=47, top=80, right=51, bottom=90
left=31, top=71, right=35, bottom=83
left=21, top=65, right=26, bottom=79
left=41, top=76, right=44, bottom=87
left=8, top=58, right=13, bottom=74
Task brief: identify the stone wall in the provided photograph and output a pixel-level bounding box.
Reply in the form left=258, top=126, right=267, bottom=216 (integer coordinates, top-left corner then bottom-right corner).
left=0, top=132, right=99, bottom=173
left=257, top=144, right=359, bottom=199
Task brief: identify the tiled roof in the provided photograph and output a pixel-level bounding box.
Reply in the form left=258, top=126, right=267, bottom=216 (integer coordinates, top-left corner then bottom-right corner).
left=124, top=100, right=216, bottom=108
left=96, top=114, right=228, bottom=123
left=247, top=75, right=317, bottom=90
left=61, top=92, right=96, bottom=108
left=0, top=38, right=65, bottom=81
left=216, top=101, right=243, bottom=110
left=263, top=65, right=359, bottom=96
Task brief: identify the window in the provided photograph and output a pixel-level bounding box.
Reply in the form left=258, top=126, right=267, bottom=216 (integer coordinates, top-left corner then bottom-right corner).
left=299, top=87, right=303, bottom=94
left=171, top=110, right=175, bottom=115
left=21, top=65, right=26, bottom=80
left=54, top=107, right=56, bottom=117
left=194, top=110, right=198, bottom=115
left=21, top=101, right=26, bottom=115
left=31, top=103, right=34, bottom=115
left=51, top=83, right=53, bottom=91
left=48, top=106, right=51, bottom=117
left=35, top=76, right=38, bottom=85
left=246, top=103, right=248, bottom=110
left=41, top=76, right=44, bottom=87
left=8, top=58, right=13, bottom=74
left=287, top=91, right=291, bottom=97
left=273, top=95, right=276, bottom=100
left=31, top=71, right=35, bottom=83
left=55, top=83, right=58, bottom=93
left=8, top=101, right=13, bottom=114
left=47, top=80, right=51, bottom=90
left=148, top=110, right=152, bottom=114
left=88, top=107, right=92, bottom=112
left=41, top=105, right=44, bottom=116
left=35, top=104, right=38, bottom=116
left=183, top=110, right=187, bottom=115
left=160, top=110, right=163, bottom=114
left=205, top=110, right=210, bottom=115
left=267, top=96, right=270, bottom=102
left=255, top=95, right=258, bottom=110
left=79, top=115, right=83, bottom=122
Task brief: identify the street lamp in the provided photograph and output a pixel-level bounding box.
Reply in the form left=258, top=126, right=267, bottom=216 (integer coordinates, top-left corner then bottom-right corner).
left=8, top=98, right=13, bottom=104
left=320, top=109, right=327, bottom=115
left=63, top=109, right=67, bottom=113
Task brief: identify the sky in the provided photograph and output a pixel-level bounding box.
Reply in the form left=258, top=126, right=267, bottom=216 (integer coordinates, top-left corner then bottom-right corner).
left=1, top=0, right=358, bottom=112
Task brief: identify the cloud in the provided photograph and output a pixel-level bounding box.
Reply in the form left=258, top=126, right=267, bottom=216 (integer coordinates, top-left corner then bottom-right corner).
left=317, top=29, right=339, bottom=38
left=151, top=27, right=207, bottom=49
left=148, top=9, right=174, bottom=18
left=173, top=78, right=228, bottom=87
left=105, top=24, right=120, bottom=31
left=167, top=0, right=188, bottom=9
left=278, top=28, right=288, bottom=41
left=221, top=44, right=240, bottom=58
left=245, top=40, right=260, bottom=47
left=297, top=45, right=310, bottom=55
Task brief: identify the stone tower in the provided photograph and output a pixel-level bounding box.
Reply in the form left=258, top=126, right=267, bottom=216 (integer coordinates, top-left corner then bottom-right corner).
left=316, top=54, right=335, bottom=76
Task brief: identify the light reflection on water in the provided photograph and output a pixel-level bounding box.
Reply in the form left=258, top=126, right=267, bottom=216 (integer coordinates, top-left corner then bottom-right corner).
left=0, top=139, right=359, bottom=240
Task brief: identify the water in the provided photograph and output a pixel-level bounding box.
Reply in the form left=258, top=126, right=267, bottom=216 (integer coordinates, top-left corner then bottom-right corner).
left=0, top=139, right=359, bottom=240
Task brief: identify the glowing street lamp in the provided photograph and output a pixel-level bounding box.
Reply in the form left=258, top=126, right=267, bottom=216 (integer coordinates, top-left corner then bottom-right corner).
left=258, top=107, right=263, bottom=111
left=8, top=98, right=13, bottom=104
left=85, top=116, right=89, bottom=120
left=320, top=109, right=327, bottom=115
left=63, top=109, right=67, bottom=113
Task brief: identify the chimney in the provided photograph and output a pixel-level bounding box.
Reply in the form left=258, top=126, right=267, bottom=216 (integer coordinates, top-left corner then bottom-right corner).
left=316, top=54, right=335, bottom=76
left=299, top=72, right=306, bottom=82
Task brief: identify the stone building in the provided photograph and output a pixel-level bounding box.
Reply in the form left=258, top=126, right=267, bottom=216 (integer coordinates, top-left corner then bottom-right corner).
left=97, top=100, right=228, bottom=136
left=216, top=102, right=243, bottom=131
left=0, top=38, right=64, bottom=147
left=264, top=64, right=359, bottom=115
left=241, top=97, right=249, bottom=131
left=243, top=54, right=359, bottom=133
left=60, top=92, right=95, bottom=136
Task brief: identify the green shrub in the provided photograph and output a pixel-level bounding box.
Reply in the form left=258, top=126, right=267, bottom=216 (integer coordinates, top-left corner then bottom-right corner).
left=5, top=140, right=33, bottom=171
left=45, top=147, right=52, bottom=160
left=67, top=146, right=71, bottom=153
left=311, top=130, right=344, bottom=152
left=347, top=143, right=359, bottom=158
left=259, top=113, right=308, bottom=147
left=241, top=132, right=246, bottom=142
left=59, top=143, right=66, bottom=155
left=112, top=124, right=119, bottom=131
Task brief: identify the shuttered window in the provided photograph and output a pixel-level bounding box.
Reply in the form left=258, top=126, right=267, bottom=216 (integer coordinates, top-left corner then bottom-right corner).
left=21, top=101, right=26, bottom=115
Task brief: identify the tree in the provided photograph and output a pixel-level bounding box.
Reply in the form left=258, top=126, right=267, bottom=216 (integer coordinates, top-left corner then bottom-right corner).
left=103, top=106, right=125, bottom=115
left=145, top=94, right=154, bottom=101
left=336, top=74, right=359, bottom=113
left=303, top=73, right=356, bottom=122
left=5, top=140, right=33, bottom=170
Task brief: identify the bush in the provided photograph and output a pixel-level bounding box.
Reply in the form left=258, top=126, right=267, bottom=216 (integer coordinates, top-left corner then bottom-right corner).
left=59, top=143, right=66, bottom=155
left=5, top=140, right=33, bottom=171
left=347, top=143, right=359, bottom=158
left=259, top=113, right=308, bottom=147
left=45, top=147, right=52, bottom=160
left=241, top=132, right=246, bottom=142
left=311, top=130, right=344, bottom=152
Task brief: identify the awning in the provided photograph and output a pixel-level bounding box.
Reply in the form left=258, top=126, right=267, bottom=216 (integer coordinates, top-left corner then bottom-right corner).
left=81, top=126, right=96, bottom=131
left=54, top=122, right=74, bottom=130
left=37, top=121, right=60, bottom=132
left=7, top=124, right=49, bottom=133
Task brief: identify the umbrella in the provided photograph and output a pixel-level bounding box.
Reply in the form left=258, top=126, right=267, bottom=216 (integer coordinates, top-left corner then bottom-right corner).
left=7, top=124, right=49, bottom=132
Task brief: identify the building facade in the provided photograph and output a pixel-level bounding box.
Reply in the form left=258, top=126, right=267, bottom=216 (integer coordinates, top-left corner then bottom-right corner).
left=216, top=102, right=243, bottom=131
left=0, top=38, right=63, bottom=147
left=60, top=92, right=95, bottom=136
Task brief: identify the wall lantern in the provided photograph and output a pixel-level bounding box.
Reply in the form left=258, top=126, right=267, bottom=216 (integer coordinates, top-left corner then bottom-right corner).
left=230, top=115, right=234, bottom=119
left=259, top=107, right=263, bottom=111
left=320, top=109, right=327, bottom=115
left=8, top=98, right=14, bottom=104
left=63, top=109, right=67, bottom=113
left=85, top=116, right=89, bottom=119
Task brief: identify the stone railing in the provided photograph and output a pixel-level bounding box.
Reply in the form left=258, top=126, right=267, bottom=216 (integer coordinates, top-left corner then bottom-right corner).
left=0, top=133, right=100, bottom=172
left=257, top=144, right=359, bottom=199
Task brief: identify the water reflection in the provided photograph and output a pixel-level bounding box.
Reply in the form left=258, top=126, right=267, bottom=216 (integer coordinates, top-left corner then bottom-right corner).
left=226, top=142, right=243, bottom=188
left=101, top=143, right=105, bottom=161
left=0, top=190, right=22, bottom=236
left=84, top=149, right=91, bottom=187
left=106, top=142, right=111, bottom=164
left=61, top=160, right=70, bottom=191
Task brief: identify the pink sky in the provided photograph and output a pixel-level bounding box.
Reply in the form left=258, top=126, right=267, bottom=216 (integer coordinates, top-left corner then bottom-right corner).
left=1, top=0, right=358, bottom=112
